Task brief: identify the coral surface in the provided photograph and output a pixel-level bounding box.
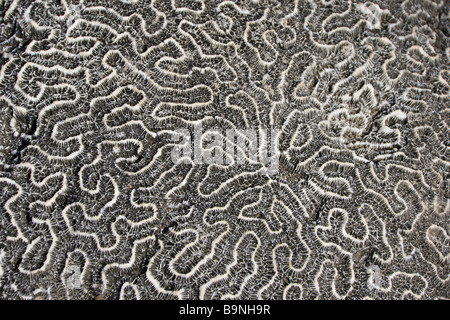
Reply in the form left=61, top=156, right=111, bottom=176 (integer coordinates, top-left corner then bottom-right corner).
left=0, top=0, right=449, bottom=299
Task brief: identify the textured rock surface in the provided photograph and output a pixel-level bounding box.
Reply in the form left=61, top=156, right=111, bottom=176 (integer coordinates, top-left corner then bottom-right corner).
left=0, top=0, right=449, bottom=299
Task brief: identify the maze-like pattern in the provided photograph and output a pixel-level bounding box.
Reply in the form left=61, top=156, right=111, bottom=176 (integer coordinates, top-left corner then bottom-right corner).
left=0, top=0, right=449, bottom=299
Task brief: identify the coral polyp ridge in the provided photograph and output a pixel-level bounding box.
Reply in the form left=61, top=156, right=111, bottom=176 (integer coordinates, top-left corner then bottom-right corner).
left=0, top=0, right=449, bottom=300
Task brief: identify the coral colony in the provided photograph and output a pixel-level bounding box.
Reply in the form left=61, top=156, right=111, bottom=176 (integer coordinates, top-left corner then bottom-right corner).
left=0, top=0, right=448, bottom=300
